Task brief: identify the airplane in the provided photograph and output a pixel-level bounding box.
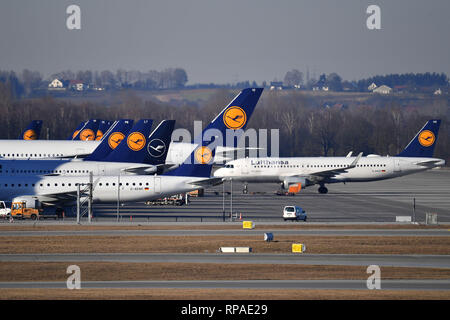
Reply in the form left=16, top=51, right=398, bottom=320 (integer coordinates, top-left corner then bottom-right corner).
left=213, top=120, right=445, bottom=194
left=0, top=119, right=176, bottom=177
left=71, top=119, right=99, bottom=141
left=20, top=120, right=43, bottom=140
left=0, top=88, right=264, bottom=161
left=95, top=120, right=113, bottom=140
left=68, top=121, right=85, bottom=140
left=0, top=132, right=220, bottom=210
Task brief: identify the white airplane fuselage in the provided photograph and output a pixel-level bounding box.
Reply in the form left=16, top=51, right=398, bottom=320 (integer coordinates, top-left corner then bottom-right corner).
left=213, top=156, right=445, bottom=184
left=0, top=159, right=157, bottom=176
left=0, top=174, right=205, bottom=205
left=0, top=140, right=229, bottom=165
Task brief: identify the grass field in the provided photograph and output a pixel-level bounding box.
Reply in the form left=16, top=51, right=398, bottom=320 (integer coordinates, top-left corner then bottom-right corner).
left=1, top=223, right=448, bottom=300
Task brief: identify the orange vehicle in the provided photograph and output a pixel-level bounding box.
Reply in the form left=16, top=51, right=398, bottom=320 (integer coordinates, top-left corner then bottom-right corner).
left=11, top=201, right=42, bottom=220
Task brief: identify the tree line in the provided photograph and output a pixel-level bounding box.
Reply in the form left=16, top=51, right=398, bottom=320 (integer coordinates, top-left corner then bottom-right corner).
left=0, top=68, right=189, bottom=98
left=0, top=85, right=448, bottom=164
left=282, top=69, right=448, bottom=91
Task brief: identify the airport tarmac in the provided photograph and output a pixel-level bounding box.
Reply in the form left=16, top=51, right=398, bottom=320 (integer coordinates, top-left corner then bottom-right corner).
left=1, top=253, right=449, bottom=268
left=85, top=169, right=450, bottom=223
left=1, top=280, right=449, bottom=291
left=1, top=229, right=449, bottom=237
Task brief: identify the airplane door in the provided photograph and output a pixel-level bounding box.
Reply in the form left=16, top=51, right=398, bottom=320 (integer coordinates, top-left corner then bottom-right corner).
left=154, top=176, right=161, bottom=194
left=98, top=165, right=106, bottom=175
left=241, top=159, right=249, bottom=174
left=394, top=159, right=401, bottom=172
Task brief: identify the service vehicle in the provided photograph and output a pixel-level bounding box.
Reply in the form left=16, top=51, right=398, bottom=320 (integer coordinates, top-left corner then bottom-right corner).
left=146, top=194, right=188, bottom=206
left=283, top=205, right=307, bottom=221
left=0, top=201, right=11, bottom=218
left=10, top=201, right=64, bottom=220
left=11, top=201, right=42, bottom=220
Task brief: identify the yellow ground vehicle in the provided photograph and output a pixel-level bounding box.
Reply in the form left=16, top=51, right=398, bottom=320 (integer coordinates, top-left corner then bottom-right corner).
left=11, top=201, right=42, bottom=220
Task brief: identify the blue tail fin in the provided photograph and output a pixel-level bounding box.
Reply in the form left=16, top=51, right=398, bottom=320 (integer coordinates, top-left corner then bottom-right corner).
left=85, top=119, right=134, bottom=161
left=21, top=120, right=43, bottom=140
left=164, top=87, right=264, bottom=178
left=68, top=121, right=85, bottom=140
left=199, top=88, right=263, bottom=145
left=163, top=141, right=217, bottom=178
left=397, top=120, right=441, bottom=158
left=143, top=120, right=176, bottom=165
left=163, top=135, right=219, bottom=178
left=102, top=119, right=154, bottom=163
left=72, top=119, right=100, bottom=141
left=95, top=120, right=113, bottom=140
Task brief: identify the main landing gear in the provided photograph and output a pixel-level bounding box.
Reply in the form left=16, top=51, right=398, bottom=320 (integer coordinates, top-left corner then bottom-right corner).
left=318, top=184, right=328, bottom=194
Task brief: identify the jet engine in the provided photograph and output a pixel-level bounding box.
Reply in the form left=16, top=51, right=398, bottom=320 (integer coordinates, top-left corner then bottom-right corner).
left=281, top=177, right=308, bottom=193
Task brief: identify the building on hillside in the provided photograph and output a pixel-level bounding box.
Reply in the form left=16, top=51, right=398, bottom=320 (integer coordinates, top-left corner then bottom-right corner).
left=372, top=85, right=392, bottom=94
left=69, top=80, right=85, bottom=91
left=48, top=78, right=64, bottom=88
left=368, top=82, right=377, bottom=91
left=270, top=81, right=283, bottom=90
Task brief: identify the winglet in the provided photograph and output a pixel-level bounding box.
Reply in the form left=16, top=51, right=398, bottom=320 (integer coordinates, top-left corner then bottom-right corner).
left=349, top=152, right=363, bottom=168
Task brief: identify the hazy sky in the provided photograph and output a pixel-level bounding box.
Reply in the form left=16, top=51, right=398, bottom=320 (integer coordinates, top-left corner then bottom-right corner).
left=1, top=0, right=449, bottom=84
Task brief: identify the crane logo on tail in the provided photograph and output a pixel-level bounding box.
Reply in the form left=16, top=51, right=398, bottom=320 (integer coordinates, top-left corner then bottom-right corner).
left=147, top=139, right=166, bottom=158
left=418, top=130, right=435, bottom=147
left=95, top=130, right=103, bottom=140
left=195, top=146, right=213, bottom=164
left=127, top=132, right=146, bottom=151
left=23, top=129, right=37, bottom=140
left=108, top=132, right=125, bottom=149
left=80, top=129, right=95, bottom=141
left=223, top=106, right=247, bottom=130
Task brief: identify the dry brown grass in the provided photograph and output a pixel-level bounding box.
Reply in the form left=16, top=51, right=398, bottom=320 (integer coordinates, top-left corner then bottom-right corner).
left=1, top=262, right=449, bottom=282
left=0, top=235, right=449, bottom=255
left=1, top=288, right=449, bottom=300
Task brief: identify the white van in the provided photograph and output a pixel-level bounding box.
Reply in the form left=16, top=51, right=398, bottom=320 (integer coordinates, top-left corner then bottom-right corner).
left=0, top=201, right=11, bottom=218
left=283, top=206, right=307, bottom=221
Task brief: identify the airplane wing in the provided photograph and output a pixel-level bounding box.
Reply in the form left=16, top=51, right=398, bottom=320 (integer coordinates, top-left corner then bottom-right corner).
left=414, top=159, right=443, bottom=167
left=121, top=165, right=157, bottom=174
left=33, top=192, right=79, bottom=205
left=187, top=177, right=224, bottom=187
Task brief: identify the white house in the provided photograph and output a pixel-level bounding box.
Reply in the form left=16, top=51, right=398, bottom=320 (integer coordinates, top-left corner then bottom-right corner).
left=372, top=85, right=392, bottom=94
left=368, top=82, right=377, bottom=91
left=48, top=79, right=64, bottom=88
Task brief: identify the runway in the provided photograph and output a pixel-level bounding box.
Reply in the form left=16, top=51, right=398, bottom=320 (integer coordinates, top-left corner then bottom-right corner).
left=1, top=280, right=449, bottom=290
left=1, top=229, right=449, bottom=237
left=1, top=253, right=449, bottom=268
left=84, top=170, right=450, bottom=223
